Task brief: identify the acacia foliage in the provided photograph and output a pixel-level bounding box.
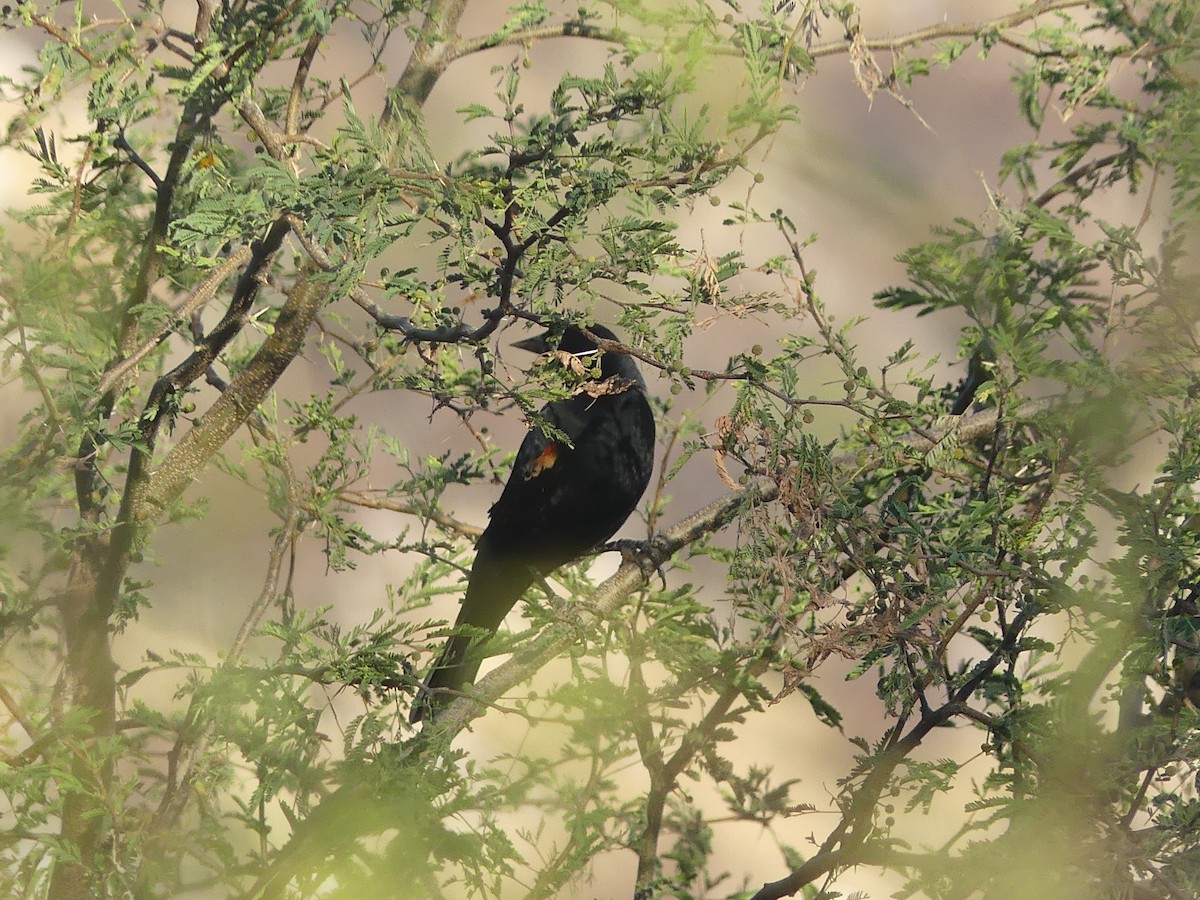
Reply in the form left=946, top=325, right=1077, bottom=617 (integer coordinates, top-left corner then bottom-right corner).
left=0, top=1, right=1197, bottom=898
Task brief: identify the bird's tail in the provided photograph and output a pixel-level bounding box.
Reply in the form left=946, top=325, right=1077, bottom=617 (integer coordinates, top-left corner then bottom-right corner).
left=409, top=542, right=541, bottom=723
left=408, top=630, right=489, bottom=724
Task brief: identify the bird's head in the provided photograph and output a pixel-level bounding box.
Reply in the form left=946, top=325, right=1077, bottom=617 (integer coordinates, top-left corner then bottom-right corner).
left=511, top=323, right=644, bottom=386
left=511, top=323, right=617, bottom=356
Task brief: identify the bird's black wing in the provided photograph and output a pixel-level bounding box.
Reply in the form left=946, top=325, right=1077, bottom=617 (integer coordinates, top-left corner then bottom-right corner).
left=410, top=375, right=654, bottom=723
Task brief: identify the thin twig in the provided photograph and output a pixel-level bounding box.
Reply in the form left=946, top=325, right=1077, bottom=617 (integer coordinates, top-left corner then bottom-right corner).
left=338, top=490, right=483, bottom=538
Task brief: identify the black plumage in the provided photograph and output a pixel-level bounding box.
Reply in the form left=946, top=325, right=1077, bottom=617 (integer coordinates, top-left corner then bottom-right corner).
left=410, top=324, right=655, bottom=722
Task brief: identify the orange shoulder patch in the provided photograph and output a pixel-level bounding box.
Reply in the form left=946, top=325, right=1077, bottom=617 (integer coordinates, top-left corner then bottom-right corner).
left=524, top=443, right=559, bottom=480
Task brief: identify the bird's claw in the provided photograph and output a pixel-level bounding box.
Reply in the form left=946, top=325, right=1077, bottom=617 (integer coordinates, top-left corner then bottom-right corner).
left=607, top=537, right=669, bottom=588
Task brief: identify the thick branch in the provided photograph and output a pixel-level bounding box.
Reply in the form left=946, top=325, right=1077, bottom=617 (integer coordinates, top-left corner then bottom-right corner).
left=383, top=0, right=472, bottom=123
left=132, top=271, right=329, bottom=525
left=93, top=217, right=295, bottom=628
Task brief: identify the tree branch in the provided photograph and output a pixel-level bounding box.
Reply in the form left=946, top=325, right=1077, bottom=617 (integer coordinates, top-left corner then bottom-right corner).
left=132, top=269, right=328, bottom=525
left=382, top=0, right=472, bottom=123
left=338, top=490, right=483, bottom=539
left=807, top=0, right=1094, bottom=61
left=447, top=19, right=623, bottom=63
left=96, top=245, right=255, bottom=398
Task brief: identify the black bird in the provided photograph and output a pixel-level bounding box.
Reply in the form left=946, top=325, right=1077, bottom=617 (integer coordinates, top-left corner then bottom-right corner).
left=410, top=323, right=656, bottom=722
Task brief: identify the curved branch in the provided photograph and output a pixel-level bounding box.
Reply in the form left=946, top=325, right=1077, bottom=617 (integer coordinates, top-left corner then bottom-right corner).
left=436, top=0, right=1099, bottom=85
left=748, top=595, right=1042, bottom=900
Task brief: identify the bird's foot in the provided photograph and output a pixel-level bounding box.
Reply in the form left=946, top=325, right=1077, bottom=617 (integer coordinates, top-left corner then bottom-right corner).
left=606, top=537, right=670, bottom=588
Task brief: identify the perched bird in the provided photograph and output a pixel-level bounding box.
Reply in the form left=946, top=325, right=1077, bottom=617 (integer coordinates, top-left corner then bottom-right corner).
left=410, top=323, right=656, bottom=723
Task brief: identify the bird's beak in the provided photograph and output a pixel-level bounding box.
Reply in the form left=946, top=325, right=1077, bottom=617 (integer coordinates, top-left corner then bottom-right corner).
left=512, top=334, right=548, bottom=353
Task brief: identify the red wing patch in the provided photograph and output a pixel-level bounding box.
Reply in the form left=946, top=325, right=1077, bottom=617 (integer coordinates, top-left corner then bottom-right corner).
left=524, top=442, right=559, bottom=480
